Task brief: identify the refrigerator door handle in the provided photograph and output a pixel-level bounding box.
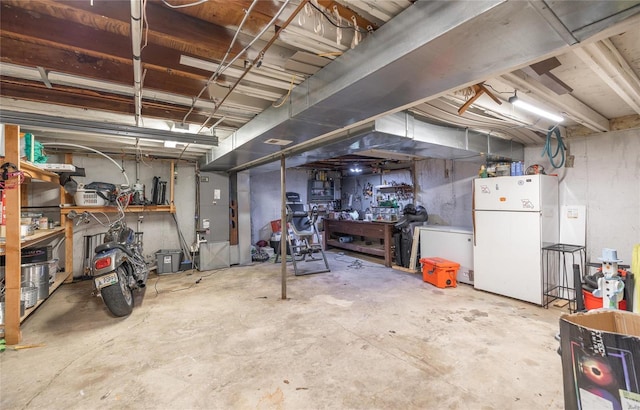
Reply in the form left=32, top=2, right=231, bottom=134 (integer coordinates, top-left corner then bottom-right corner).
left=472, top=182, right=476, bottom=246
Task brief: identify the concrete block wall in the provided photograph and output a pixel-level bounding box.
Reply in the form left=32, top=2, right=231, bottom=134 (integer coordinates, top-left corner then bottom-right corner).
left=250, top=168, right=309, bottom=244
left=414, top=158, right=483, bottom=228
left=524, top=127, right=640, bottom=263
left=249, top=162, right=482, bottom=244
left=29, top=155, right=196, bottom=277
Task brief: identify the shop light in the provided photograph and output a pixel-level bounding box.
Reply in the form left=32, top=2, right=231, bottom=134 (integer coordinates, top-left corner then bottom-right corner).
left=508, top=92, right=564, bottom=123
left=349, top=165, right=362, bottom=173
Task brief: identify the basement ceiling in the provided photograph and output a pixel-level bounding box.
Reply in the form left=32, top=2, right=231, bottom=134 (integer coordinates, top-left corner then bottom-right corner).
left=1, top=1, right=639, bottom=167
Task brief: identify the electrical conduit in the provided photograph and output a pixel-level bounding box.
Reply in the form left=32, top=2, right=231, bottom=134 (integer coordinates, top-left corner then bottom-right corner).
left=131, top=0, right=143, bottom=127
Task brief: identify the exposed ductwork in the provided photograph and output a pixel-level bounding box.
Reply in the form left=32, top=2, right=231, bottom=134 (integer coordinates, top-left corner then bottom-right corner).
left=200, top=0, right=640, bottom=172
left=245, top=111, right=524, bottom=174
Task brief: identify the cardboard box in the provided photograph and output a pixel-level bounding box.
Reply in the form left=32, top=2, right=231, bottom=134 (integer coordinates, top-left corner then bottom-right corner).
left=419, top=257, right=459, bottom=288
left=559, top=309, right=640, bottom=410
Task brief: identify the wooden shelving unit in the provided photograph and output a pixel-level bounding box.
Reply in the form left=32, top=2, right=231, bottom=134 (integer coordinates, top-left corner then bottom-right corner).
left=58, top=160, right=176, bottom=277
left=308, top=179, right=335, bottom=202
left=0, top=227, right=65, bottom=257
left=2, top=129, right=177, bottom=344
left=60, top=204, right=174, bottom=215
left=1, top=124, right=67, bottom=344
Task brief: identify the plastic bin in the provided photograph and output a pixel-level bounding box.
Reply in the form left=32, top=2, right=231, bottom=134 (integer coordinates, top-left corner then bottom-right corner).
left=420, top=257, right=459, bottom=288
left=74, top=189, right=108, bottom=207
left=155, top=249, right=182, bottom=274
left=270, top=240, right=291, bottom=256
left=582, top=288, right=627, bottom=310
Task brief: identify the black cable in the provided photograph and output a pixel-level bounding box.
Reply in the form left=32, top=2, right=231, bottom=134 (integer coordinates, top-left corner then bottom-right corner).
left=332, top=254, right=378, bottom=269
left=152, top=266, right=228, bottom=297
left=482, top=83, right=512, bottom=95
left=307, top=2, right=370, bottom=33
left=171, top=212, right=198, bottom=270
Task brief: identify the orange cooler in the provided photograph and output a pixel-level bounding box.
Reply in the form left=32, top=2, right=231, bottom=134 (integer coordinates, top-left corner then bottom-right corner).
left=420, top=257, right=459, bottom=288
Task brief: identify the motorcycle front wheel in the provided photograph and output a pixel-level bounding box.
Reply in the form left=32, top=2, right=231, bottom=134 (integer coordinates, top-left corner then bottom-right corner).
left=100, top=266, right=134, bottom=317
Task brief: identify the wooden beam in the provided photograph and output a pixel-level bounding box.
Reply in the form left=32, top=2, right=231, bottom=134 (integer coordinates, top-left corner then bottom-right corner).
left=1, top=0, right=240, bottom=62
left=0, top=37, right=226, bottom=99
left=417, top=98, right=544, bottom=145
left=150, top=0, right=291, bottom=36
left=501, top=71, right=610, bottom=133
left=0, top=78, right=237, bottom=127
left=4, top=124, right=22, bottom=345
left=0, top=6, right=261, bottom=88
left=567, top=113, right=640, bottom=137
left=573, top=39, right=640, bottom=115
left=408, top=226, right=421, bottom=273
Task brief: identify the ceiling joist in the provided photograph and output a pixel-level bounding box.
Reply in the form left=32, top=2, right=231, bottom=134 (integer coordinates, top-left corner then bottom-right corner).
left=501, top=71, right=610, bottom=133
left=573, top=39, right=640, bottom=115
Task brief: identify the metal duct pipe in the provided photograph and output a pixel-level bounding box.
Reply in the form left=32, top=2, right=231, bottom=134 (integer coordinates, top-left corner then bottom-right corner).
left=130, top=0, right=143, bottom=127
left=202, top=0, right=639, bottom=172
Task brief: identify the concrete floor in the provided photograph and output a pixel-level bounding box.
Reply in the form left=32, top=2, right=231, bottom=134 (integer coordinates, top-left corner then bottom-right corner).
left=1, top=251, right=566, bottom=409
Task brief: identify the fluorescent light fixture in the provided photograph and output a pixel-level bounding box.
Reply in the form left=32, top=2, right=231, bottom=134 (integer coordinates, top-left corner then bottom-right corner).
left=349, top=165, right=362, bottom=173
left=509, top=94, right=564, bottom=123
left=163, top=140, right=178, bottom=148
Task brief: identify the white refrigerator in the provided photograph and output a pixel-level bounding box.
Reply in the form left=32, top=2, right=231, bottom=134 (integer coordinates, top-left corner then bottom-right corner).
left=473, top=175, right=559, bottom=305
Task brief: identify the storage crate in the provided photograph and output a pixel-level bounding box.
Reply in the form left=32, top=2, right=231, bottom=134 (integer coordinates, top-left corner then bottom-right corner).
left=74, top=189, right=107, bottom=207
left=420, top=257, right=459, bottom=288
left=155, top=249, right=181, bottom=274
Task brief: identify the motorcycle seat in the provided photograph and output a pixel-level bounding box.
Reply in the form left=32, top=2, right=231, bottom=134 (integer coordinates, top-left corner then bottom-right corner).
left=95, top=242, right=135, bottom=257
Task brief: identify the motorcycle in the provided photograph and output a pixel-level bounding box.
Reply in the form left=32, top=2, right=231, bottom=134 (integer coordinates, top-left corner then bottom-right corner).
left=68, top=188, right=149, bottom=317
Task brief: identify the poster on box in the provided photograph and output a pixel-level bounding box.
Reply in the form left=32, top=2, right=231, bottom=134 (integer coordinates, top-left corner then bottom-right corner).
left=560, top=310, right=640, bottom=410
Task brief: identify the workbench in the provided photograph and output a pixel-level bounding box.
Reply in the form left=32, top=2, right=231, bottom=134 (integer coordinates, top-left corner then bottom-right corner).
left=323, top=219, right=395, bottom=267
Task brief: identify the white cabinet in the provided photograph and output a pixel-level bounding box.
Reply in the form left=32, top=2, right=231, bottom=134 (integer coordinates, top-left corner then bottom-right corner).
left=419, top=226, right=474, bottom=285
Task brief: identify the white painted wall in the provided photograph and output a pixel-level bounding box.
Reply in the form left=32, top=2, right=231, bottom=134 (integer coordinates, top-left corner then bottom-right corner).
left=524, top=128, right=640, bottom=263
left=29, top=155, right=197, bottom=277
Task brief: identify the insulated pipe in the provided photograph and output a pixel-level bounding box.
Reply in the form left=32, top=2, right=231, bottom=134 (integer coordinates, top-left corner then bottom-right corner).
left=130, top=0, right=143, bottom=127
